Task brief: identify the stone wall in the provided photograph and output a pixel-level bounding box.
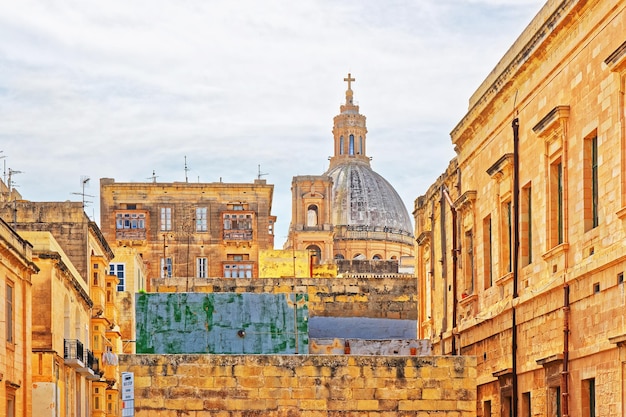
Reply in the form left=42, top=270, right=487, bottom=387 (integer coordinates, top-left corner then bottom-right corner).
left=154, top=277, right=417, bottom=320
left=136, top=293, right=308, bottom=354
left=120, top=354, right=476, bottom=416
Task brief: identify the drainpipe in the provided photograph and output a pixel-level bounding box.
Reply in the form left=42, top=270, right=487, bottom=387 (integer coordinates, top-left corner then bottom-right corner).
left=442, top=187, right=458, bottom=355
left=512, top=117, right=520, bottom=416
left=562, top=284, right=570, bottom=417
left=429, top=200, right=439, bottom=353
left=439, top=188, right=448, bottom=354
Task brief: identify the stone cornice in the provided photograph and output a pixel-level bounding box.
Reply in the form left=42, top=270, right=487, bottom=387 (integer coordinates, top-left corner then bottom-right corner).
left=486, top=154, right=514, bottom=178
left=532, top=105, right=570, bottom=137
left=605, top=40, right=626, bottom=72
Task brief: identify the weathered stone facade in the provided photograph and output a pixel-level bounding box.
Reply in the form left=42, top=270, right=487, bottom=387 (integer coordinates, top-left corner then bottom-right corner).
left=0, top=196, right=123, bottom=416
left=415, top=0, right=626, bottom=415
left=120, top=354, right=477, bottom=416
left=0, top=218, right=37, bottom=417
left=100, top=178, right=276, bottom=282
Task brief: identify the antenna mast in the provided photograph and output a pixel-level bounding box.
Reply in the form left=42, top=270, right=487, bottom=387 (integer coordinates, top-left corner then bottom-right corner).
left=71, top=176, right=95, bottom=208
left=0, top=151, right=6, bottom=185
left=147, top=170, right=159, bottom=183
left=7, top=168, right=23, bottom=196
left=184, top=156, right=189, bottom=183
left=257, top=164, right=268, bottom=180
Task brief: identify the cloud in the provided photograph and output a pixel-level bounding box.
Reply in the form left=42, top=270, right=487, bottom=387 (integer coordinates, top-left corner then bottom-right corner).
left=0, top=0, right=544, bottom=244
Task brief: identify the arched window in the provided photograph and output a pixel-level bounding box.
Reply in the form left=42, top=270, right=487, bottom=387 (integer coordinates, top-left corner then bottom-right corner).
left=359, top=136, right=363, bottom=154
left=307, top=245, right=321, bottom=265
left=373, top=254, right=382, bottom=260
left=349, top=135, right=355, bottom=155
left=340, top=136, right=344, bottom=155
left=307, top=205, right=318, bottom=227
left=64, top=296, right=70, bottom=339
left=335, top=254, right=345, bottom=260
left=353, top=253, right=365, bottom=260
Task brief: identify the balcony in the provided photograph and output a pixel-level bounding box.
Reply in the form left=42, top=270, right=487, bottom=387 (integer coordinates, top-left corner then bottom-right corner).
left=64, top=339, right=85, bottom=369
left=86, top=350, right=102, bottom=380
left=223, top=230, right=253, bottom=241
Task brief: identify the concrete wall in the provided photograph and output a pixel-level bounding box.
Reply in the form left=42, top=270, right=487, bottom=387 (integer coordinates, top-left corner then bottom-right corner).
left=152, top=277, right=417, bottom=320
left=308, top=316, right=416, bottom=339
left=136, top=292, right=308, bottom=354
left=120, top=354, right=477, bottom=416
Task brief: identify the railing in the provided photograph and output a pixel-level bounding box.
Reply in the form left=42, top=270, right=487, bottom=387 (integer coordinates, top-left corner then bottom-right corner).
left=334, top=226, right=415, bottom=245
left=223, top=230, right=253, bottom=241
left=64, top=339, right=84, bottom=362
left=64, top=339, right=86, bottom=369
left=87, top=350, right=101, bottom=380
left=115, top=229, right=146, bottom=240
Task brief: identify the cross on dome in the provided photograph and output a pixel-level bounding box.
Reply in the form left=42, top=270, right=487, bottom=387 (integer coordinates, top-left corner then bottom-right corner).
left=344, top=73, right=355, bottom=90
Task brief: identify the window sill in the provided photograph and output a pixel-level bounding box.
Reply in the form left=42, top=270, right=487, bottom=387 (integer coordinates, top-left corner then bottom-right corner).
left=617, top=206, right=626, bottom=220
left=542, top=242, right=569, bottom=261
left=459, top=293, right=477, bottom=307
left=496, top=272, right=514, bottom=287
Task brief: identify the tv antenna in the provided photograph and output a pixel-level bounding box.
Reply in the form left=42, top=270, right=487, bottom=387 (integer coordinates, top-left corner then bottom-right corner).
left=147, top=170, right=159, bottom=183
left=7, top=167, right=22, bottom=195
left=71, top=176, right=95, bottom=208
left=257, top=164, right=268, bottom=180
left=0, top=151, right=6, bottom=185
left=184, top=156, right=190, bottom=183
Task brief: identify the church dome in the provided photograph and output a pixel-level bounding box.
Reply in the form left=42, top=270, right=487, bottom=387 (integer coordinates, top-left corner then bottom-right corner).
left=325, top=159, right=413, bottom=236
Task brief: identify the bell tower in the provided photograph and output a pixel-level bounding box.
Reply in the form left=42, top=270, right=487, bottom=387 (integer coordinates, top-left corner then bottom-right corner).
left=329, top=73, right=369, bottom=170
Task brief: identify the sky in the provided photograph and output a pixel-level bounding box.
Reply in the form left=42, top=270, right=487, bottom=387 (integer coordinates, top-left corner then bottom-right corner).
left=0, top=0, right=545, bottom=247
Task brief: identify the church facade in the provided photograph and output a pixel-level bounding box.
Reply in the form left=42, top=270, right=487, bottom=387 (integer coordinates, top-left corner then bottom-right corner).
left=286, top=75, right=415, bottom=268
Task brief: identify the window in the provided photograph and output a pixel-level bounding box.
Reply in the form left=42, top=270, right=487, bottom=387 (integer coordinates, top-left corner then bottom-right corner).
left=7, top=393, right=15, bottom=417
left=584, top=134, right=599, bottom=231
left=550, top=161, right=564, bottom=246
left=501, top=201, right=512, bottom=274
left=196, top=207, right=207, bottom=232
left=521, top=184, right=532, bottom=265
left=522, top=392, right=531, bottom=417
left=160, top=258, right=172, bottom=278
left=115, top=212, right=146, bottom=230
left=359, top=136, right=363, bottom=154
left=582, top=378, right=596, bottom=417
left=340, top=136, right=344, bottom=155
left=223, top=213, right=253, bottom=240
left=483, top=215, right=493, bottom=289
left=463, top=230, right=474, bottom=295
left=6, top=282, right=13, bottom=343
left=307, top=205, right=318, bottom=227
left=223, top=263, right=252, bottom=278
left=160, top=207, right=172, bottom=231
left=109, top=263, right=125, bottom=291
left=349, top=134, right=355, bottom=155
left=549, top=386, right=561, bottom=417
left=197, top=257, right=207, bottom=278
left=483, top=400, right=491, bottom=417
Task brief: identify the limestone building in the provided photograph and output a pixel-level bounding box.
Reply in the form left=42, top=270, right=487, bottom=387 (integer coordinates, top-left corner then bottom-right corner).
left=0, top=218, right=37, bottom=417
left=286, top=74, right=415, bottom=270
left=0, top=196, right=123, bottom=417
left=24, top=231, right=98, bottom=417
left=99, top=178, right=276, bottom=283
left=414, top=1, right=626, bottom=416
